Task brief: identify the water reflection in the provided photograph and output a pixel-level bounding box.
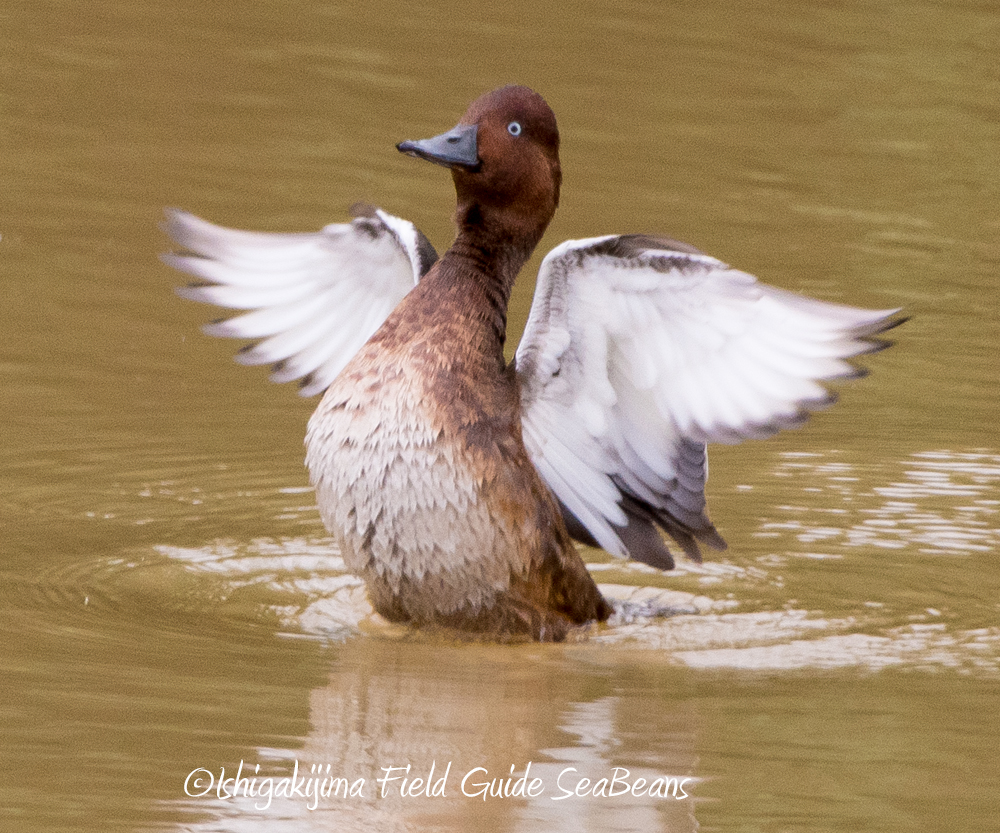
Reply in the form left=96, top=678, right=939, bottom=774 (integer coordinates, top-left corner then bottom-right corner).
left=169, top=639, right=699, bottom=832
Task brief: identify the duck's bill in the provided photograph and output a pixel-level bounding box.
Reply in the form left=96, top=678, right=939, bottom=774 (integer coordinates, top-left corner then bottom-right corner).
left=397, top=123, right=480, bottom=170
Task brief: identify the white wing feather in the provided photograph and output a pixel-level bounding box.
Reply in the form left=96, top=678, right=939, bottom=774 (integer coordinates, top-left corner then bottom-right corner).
left=516, top=234, right=902, bottom=563
left=163, top=207, right=434, bottom=397
left=166, top=210, right=901, bottom=568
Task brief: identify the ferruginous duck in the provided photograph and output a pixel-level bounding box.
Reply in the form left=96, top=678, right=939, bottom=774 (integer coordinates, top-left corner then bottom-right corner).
left=164, top=85, right=904, bottom=641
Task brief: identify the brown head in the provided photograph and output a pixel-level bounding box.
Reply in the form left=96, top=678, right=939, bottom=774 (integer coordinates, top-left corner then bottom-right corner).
left=397, top=86, right=562, bottom=252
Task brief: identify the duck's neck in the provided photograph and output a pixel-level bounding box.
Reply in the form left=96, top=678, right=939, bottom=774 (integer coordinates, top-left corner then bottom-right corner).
left=431, top=202, right=547, bottom=361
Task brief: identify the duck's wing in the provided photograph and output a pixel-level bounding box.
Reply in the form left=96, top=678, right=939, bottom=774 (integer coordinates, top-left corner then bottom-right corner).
left=163, top=205, right=437, bottom=397
left=515, top=234, right=905, bottom=569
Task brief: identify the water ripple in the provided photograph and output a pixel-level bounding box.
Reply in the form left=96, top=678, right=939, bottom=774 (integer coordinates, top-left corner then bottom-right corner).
left=757, top=449, right=1000, bottom=556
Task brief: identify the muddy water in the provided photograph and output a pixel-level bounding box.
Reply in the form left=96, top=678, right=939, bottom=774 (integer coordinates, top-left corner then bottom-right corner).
left=2, top=0, right=998, bottom=830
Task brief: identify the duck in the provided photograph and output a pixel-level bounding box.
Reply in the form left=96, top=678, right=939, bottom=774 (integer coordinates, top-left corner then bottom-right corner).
left=164, top=85, right=904, bottom=642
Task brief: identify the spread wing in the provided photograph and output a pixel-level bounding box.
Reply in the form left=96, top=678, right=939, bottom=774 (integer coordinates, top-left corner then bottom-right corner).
left=516, top=234, right=905, bottom=569
left=163, top=205, right=437, bottom=396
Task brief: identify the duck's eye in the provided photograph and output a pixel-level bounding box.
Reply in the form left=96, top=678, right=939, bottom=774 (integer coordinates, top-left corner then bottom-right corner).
left=507, top=121, right=522, bottom=137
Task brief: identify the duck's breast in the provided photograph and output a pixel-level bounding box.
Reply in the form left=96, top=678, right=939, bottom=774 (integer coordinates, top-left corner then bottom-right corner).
left=304, top=329, right=532, bottom=620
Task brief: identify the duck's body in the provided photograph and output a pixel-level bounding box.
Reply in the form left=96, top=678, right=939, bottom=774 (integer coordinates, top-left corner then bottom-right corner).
left=166, top=85, right=904, bottom=641
left=306, top=244, right=610, bottom=638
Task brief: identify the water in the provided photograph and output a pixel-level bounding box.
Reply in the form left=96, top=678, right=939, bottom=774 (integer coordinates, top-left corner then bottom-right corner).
left=2, top=0, right=998, bottom=830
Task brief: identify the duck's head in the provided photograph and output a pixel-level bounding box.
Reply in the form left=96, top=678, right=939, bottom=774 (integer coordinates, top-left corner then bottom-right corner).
left=397, top=85, right=561, bottom=246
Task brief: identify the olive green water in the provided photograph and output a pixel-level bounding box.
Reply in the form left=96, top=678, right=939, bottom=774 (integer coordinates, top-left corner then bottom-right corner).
left=2, top=0, right=998, bottom=830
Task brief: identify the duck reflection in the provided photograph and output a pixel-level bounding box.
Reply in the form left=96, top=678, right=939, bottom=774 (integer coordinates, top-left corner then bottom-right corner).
left=177, top=635, right=700, bottom=832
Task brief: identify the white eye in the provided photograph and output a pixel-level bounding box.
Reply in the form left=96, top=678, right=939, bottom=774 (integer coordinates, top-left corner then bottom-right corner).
left=507, top=121, right=522, bottom=136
